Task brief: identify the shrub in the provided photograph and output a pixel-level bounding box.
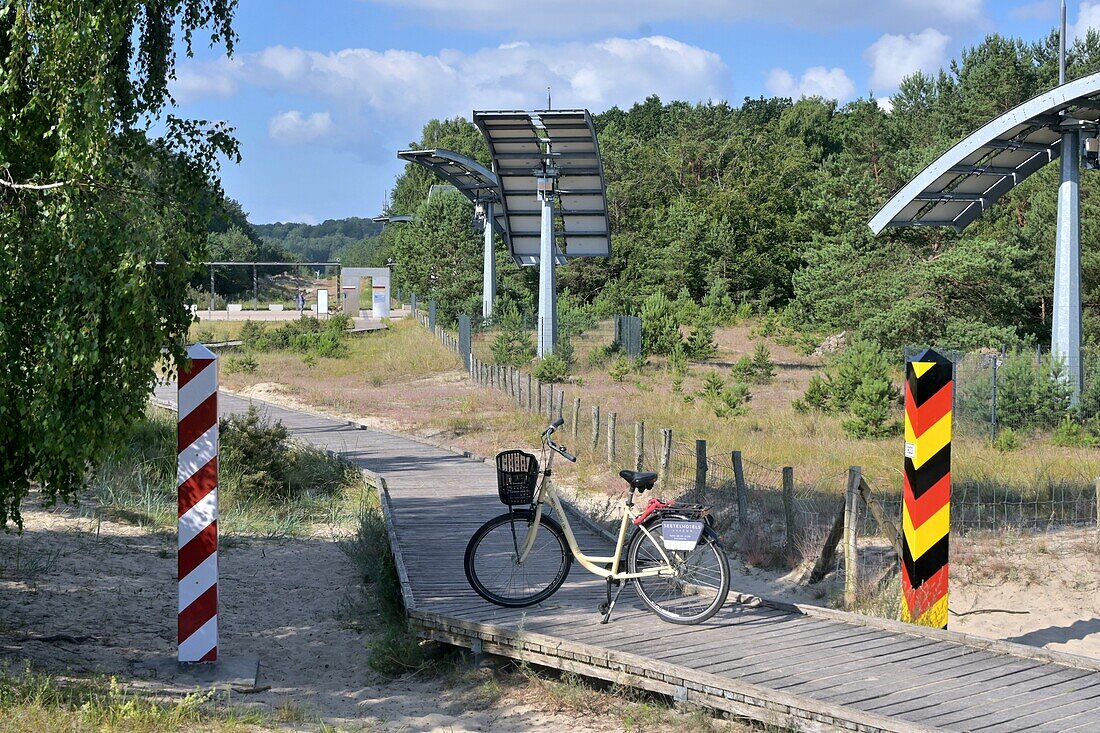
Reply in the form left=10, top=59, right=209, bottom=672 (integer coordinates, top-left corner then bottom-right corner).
left=698, top=370, right=751, bottom=419
left=997, top=352, right=1074, bottom=430
left=684, top=318, right=717, bottom=360
left=640, top=291, right=682, bottom=356
left=219, top=406, right=292, bottom=499
left=731, top=356, right=755, bottom=383
left=700, top=280, right=741, bottom=326
left=794, top=374, right=833, bottom=413
left=587, top=341, right=620, bottom=368
left=219, top=406, right=355, bottom=499
left=796, top=340, right=899, bottom=437
left=609, top=356, right=631, bottom=382
left=225, top=353, right=258, bottom=374
left=842, top=377, right=899, bottom=438
left=749, top=343, right=776, bottom=384
left=238, top=320, right=267, bottom=349
left=1051, top=416, right=1100, bottom=447
left=534, top=353, right=569, bottom=383
left=491, top=303, right=535, bottom=367
left=993, top=427, right=1019, bottom=452
left=667, top=342, right=687, bottom=376
left=673, top=286, right=698, bottom=325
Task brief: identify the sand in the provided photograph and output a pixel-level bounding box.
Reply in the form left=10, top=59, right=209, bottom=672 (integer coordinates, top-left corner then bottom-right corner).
left=0, top=500, right=646, bottom=732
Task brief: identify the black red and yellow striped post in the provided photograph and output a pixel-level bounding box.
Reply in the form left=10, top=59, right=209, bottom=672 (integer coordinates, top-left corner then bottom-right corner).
left=902, top=348, right=952, bottom=629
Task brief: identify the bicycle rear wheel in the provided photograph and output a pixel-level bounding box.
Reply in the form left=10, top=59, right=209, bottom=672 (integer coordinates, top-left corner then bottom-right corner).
left=464, top=509, right=572, bottom=608
left=626, top=516, right=730, bottom=624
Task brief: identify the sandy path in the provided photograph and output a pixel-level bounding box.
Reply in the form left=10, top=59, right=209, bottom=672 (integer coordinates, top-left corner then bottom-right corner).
left=0, top=500, right=673, bottom=731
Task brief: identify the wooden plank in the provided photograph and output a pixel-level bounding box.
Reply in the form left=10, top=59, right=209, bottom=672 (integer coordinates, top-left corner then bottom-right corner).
left=920, top=671, right=1100, bottom=730
left=852, top=658, right=1052, bottom=716
left=749, top=635, right=939, bottom=687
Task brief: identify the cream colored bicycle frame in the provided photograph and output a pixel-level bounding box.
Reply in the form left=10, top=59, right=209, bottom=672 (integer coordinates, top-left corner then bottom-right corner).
left=515, top=476, right=675, bottom=580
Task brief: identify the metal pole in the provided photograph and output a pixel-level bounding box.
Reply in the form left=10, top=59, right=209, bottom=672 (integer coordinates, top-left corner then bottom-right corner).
left=209, top=264, right=215, bottom=317
left=253, top=262, right=257, bottom=305
left=1061, top=0, right=1068, bottom=86
left=991, top=351, right=1000, bottom=442
left=1054, top=125, right=1083, bottom=403
left=537, top=176, right=556, bottom=357
left=483, top=201, right=496, bottom=321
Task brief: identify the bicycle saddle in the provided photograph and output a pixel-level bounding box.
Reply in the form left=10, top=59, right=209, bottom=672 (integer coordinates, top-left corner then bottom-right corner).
left=619, top=470, right=658, bottom=490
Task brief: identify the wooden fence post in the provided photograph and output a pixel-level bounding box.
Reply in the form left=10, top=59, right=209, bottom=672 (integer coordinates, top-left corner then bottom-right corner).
left=732, top=450, right=748, bottom=529
left=536, top=380, right=543, bottom=414
left=1095, top=477, right=1099, bottom=533
left=660, top=429, right=672, bottom=482
left=591, top=405, right=601, bottom=451
left=634, top=421, right=644, bottom=471
left=809, top=503, right=846, bottom=584
left=607, top=412, right=617, bottom=462
left=857, top=477, right=903, bottom=557
left=571, top=398, right=581, bottom=439
left=694, top=440, right=707, bottom=496
left=782, top=467, right=796, bottom=559
left=843, top=466, right=862, bottom=609
left=547, top=385, right=555, bottom=420
left=556, top=391, right=564, bottom=422
left=527, top=373, right=533, bottom=411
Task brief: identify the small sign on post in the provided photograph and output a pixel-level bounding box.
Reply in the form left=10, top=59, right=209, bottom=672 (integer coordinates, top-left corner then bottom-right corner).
left=177, top=344, right=220, bottom=662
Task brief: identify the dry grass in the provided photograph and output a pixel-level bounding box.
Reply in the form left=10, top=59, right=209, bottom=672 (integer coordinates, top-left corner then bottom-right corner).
left=448, top=662, right=776, bottom=733
left=217, top=316, right=1100, bottom=509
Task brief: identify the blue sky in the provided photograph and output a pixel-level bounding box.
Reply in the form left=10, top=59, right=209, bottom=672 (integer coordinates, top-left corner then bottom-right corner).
left=169, top=1, right=1097, bottom=225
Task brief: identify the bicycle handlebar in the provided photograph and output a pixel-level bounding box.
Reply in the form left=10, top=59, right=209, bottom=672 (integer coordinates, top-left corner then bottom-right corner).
left=542, top=423, right=577, bottom=463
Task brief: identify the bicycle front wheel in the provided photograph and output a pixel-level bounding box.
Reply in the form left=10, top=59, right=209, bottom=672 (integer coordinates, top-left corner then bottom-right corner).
left=464, top=509, right=572, bottom=608
left=627, top=516, right=730, bottom=624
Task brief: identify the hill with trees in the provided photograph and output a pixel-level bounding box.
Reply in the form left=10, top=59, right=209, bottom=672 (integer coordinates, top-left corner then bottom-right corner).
left=255, top=217, right=385, bottom=265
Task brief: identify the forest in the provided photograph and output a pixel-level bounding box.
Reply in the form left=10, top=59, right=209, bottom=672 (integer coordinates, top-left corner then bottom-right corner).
left=254, top=216, right=384, bottom=264
left=382, top=31, right=1100, bottom=353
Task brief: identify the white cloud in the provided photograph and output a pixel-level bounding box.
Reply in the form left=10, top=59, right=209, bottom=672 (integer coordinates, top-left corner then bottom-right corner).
left=766, top=66, right=855, bottom=101
left=362, top=0, right=984, bottom=35
left=1073, top=2, right=1100, bottom=39
left=177, top=36, right=730, bottom=124
left=865, top=28, right=951, bottom=91
left=171, top=62, right=240, bottom=104
left=268, top=111, right=335, bottom=145
left=877, top=96, right=895, bottom=113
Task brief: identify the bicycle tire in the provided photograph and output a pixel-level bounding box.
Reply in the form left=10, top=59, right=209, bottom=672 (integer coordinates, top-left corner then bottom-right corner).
left=464, top=509, right=572, bottom=608
left=626, top=515, right=730, bottom=624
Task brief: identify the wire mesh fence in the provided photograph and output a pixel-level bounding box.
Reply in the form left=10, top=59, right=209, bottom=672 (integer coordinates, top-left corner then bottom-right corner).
left=905, top=344, right=1100, bottom=440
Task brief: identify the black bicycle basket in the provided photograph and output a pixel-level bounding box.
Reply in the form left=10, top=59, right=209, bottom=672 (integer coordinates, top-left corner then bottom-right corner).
left=495, top=450, right=539, bottom=506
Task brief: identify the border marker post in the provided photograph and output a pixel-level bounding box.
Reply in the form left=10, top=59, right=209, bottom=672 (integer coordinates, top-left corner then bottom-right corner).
left=902, top=348, right=953, bottom=629
left=177, top=344, right=220, bottom=662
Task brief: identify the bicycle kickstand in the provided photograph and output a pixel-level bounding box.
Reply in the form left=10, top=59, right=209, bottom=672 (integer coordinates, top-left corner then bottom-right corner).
left=600, top=577, right=626, bottom=624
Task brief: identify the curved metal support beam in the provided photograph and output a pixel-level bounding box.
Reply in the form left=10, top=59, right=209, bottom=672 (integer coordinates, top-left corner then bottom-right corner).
left=870, top=70, right=1100, bottom=234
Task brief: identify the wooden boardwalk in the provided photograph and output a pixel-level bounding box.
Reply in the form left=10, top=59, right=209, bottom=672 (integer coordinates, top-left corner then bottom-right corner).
left=155, top=386, right=1100, bottom=732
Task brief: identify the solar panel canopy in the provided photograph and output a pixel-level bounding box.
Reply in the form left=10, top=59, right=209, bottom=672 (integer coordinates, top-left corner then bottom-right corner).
left=474, top=109, right=611, bottom=266
left=397, top=149, right=500, bottom=204
left=870, top=70, right=1100, bottom=234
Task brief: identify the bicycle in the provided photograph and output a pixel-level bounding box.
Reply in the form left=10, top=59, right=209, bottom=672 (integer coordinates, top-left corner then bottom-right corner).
left=464, top=418, right=731, bottom=624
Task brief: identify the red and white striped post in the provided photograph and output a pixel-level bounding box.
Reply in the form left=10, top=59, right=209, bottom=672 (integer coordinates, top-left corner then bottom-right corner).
left=177, top=343, right=219, bottom=663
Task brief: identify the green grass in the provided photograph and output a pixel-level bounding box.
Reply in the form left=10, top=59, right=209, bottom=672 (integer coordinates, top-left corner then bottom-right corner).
left=0, top=665, right=271, bottom=732
left=91, top=407, right=363, bottom=537
left=339, top=486, right=446, bottom=676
